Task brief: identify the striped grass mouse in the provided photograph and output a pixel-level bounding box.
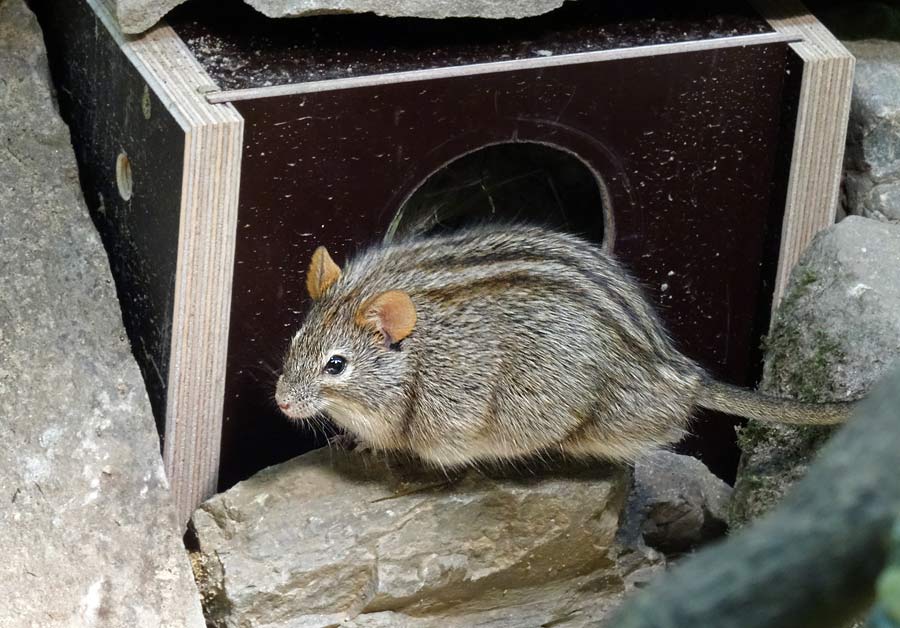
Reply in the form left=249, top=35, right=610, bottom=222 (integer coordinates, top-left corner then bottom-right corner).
left=275, top=224, right=853, bottom=468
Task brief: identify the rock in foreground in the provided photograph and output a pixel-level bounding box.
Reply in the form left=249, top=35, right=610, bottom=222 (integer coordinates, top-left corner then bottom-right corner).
left=731, top=216, right=900, bottom=525
left=190, top=448, right=657, bottom=628
left=0, top=1, right=205, bottom=626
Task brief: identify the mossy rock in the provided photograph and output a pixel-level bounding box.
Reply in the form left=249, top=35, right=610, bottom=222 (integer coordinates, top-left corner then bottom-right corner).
left=730, top=217, right=900, bottom=527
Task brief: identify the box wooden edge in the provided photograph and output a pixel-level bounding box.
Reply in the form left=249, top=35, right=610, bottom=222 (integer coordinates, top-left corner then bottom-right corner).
left=87, top=0, right=244, bottom=527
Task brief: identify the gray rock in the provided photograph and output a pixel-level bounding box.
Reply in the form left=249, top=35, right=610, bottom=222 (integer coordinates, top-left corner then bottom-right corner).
left=113, top=0, right=185, bottom=36
left=730, top=216, right=900, bottom=526
left=621, top=451, right=731, bottom=556
left=0, top=2, right=205, bottom=626
left=335, top=580, right=629, bottom=628
left=842, top=37, right=900, bottom=222
left=111, top=0, right=568, bottom=35
left=190, top=447, right=659, bottom=628
left=808, top=2, right=900, bottom=221
left=242, top=0, right=569, bottom=21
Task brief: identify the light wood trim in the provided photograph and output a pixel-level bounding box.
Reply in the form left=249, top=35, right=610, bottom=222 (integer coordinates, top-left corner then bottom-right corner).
left=88, top=0, right=244, bottom=527
left=207, top=32, right=799, bottom=103
left=753, top=0, right=855, bottom=306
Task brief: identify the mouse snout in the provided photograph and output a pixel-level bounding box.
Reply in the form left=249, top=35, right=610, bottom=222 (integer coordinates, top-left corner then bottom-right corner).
left=274, top=375, right=320, bottom=420
left=274, top=375, right=293, bottom=411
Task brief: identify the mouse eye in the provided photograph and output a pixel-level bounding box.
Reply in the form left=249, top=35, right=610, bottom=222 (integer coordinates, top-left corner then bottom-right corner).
left=323, top=355, right=347, bottom=375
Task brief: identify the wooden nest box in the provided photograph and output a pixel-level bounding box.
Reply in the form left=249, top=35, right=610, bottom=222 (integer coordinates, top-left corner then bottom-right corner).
left=39, top=0, right=853, bottom=524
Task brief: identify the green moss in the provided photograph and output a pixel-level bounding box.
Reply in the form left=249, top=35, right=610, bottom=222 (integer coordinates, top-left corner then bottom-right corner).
left=728, top=474, right=786, bottom=528
left=877, top=569, right=900, bottom=622
left=874, top=519, right=900, bottom=624
left=761, top=267, right=847, bottom=403
left=798, top=268, right=819, bottom=288
left=796, top=331, right=845, bottom=401
left=781, top=268, right=819, bottom=312
left=732, top=264, right=848, bottom=529
left=766, top=326, right=845, bottom=403
left=735, top=419, right=777, bottom=452
left=759, top=269, right=817, bottom=360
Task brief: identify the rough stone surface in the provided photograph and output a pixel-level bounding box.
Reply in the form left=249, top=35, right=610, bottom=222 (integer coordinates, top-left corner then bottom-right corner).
left=842, top=38, right=900, bottom=222
left=113, top=0, right=568, bottom=34
left=620, top=451, right=731, bottom=556
left=730, top=216, right=900, bottom=526
left=242, top=0, right=569, bottom=20
left=814, top=1, right=900, bottom=223
left=190, top=447, right=661, bottom=628
left=0, top=2, right=205, bottom=626
left=114, top=0, right=186, bottom=35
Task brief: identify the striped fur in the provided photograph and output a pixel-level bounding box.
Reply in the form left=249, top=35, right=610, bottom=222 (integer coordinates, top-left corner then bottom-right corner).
left=276, top=224, right=704, bottom=467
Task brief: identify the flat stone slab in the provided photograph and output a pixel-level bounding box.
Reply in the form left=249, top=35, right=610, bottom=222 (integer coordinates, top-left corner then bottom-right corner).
left=0, top=2, right=205, bottom=626
left=245, top=0, right=569, bottom=20
left=112, top=0, right=568, bottom=34
left=191, top=447, right=655, bottom=627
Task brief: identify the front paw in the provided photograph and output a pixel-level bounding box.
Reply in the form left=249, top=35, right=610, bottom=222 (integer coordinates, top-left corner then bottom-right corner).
left=328, top=432, right=372, bottom=454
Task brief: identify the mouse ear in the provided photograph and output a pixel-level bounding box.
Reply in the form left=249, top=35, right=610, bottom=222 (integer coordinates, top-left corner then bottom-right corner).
left=306, top=246, right=342, bottom=300
left=356, top=290, right=417, bottom=345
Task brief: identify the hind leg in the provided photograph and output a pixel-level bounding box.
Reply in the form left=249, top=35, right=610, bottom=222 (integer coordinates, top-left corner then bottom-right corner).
left=559, top=424, right=653, bottom=462
left=558, top=410, right=687, bottom=464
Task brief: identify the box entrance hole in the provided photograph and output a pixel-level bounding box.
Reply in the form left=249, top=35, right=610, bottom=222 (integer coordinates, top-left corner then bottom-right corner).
left=386, top=141, right=609, bottom=246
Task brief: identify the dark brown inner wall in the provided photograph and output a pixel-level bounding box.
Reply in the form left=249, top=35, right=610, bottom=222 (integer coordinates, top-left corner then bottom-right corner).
left=219, top=42, right=795, bottom=489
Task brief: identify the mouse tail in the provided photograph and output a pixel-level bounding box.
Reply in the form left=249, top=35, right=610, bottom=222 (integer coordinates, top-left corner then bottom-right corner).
left=696, top=378, right=856, bottom=425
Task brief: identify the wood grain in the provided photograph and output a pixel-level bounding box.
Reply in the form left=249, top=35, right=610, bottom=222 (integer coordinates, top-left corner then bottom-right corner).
left=88, top=0, right=244, bottom=526
left=754, top=0, right=855, bottom=306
